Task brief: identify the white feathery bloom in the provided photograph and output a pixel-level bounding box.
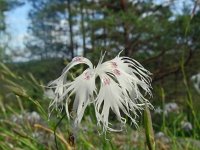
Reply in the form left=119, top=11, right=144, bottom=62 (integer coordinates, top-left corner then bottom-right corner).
left=48, top=57, right=95, bottom=122
left=191, top=73, right=200, bottom=94
left=47, top=52, right=152, bottom=132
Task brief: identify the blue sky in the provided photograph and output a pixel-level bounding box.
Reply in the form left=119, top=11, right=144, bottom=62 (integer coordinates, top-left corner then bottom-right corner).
left=5, top=2, right=31, bottom=48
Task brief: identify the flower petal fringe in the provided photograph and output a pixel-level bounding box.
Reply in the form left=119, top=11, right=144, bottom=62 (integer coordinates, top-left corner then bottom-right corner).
left=47, top=52, right=153, bottom=132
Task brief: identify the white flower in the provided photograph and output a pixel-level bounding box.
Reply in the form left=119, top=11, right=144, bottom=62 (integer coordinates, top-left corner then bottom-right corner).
left=164, top=102, right=179, bottom=116
left=191, top=73, right=200, bottom=94
left=44, top=89, right=56, bottom=99
left=47, top=52, right=152, bottom=132
left=154, top=106, right=162, bottom=114
left=181, top=121, right=193, bottom=132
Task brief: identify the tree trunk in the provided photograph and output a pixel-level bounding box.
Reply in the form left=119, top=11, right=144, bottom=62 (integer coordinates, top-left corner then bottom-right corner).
left=80, top=0, right=86, bottom=56
left=67, top=0, right=74, bottom=59
left=120, top=0, right=131, bottom=56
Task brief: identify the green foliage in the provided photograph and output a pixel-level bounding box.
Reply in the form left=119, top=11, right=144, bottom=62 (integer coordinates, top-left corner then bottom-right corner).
left=1, top=57, right=200, bottom=149
left=26, top=0, right=179, bottom=59
left=144, top=104, right=155, bottom=150
left=25, top=0, right=200, bottom=86
left=8, top=58, right=66, bottom=83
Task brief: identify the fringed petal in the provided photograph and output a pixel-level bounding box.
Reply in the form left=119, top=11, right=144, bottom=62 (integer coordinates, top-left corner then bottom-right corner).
left=47, top=52, right=153, bottom=133
left=95, top=74, right=140, bottom=132
left=47, top=57, right=94, bottom=121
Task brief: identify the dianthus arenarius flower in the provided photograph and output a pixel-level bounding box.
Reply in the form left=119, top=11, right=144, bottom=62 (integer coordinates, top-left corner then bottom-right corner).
left=48, top=52, right=152, bottom=132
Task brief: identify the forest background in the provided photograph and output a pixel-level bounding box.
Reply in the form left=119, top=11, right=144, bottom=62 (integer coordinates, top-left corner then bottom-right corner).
left=0, top=0, right=200, bottom=149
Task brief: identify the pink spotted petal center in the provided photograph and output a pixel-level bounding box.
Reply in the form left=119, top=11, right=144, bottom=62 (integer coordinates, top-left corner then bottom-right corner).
left=84, top=71, right=91, bottom=80
left=113, top=69, right=121, bottom=76
left=72, top=56, right=83, bottom=62
left=103, top=77, right=110, bottom=85
left=111, top=62, right=118, bottom=68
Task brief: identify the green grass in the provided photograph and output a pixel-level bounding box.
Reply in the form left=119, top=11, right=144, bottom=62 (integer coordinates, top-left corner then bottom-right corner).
left=8, top=58, right=67, bottom=83
left=1, top=62, right=200, bottom=150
